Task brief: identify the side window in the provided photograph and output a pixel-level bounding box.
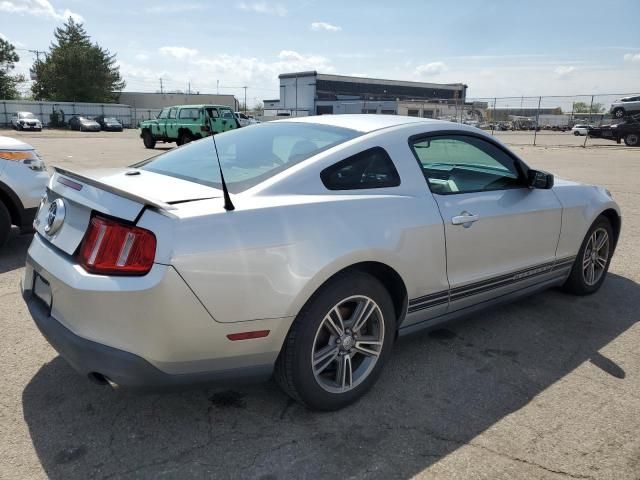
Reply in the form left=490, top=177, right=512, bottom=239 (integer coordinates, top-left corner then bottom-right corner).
left=321, top=147, right=401, bottom=190
left=410, top=135, right=523, bottom=195
left=167, top=108, right=177, bottom=119
left=208, top=108, right=219, bottom=118
left=178, top=108, right=199, bottom=119
left=158, top=108, right=169, bottom=119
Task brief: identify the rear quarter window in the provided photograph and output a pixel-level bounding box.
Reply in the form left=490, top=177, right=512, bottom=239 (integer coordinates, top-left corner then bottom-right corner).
left=321, top=147, right=401, bottom=190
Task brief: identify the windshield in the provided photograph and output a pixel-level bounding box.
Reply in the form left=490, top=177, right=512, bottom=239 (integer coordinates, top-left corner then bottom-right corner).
left=136, top=122, right=361, bottom=193
left=104, top=117, right=118, bottom=122
left=19, top=112, right=36, bottom=119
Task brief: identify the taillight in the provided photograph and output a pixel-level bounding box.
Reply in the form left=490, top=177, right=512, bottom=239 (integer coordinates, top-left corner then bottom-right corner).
left=77, top=216, right=156, bottom=275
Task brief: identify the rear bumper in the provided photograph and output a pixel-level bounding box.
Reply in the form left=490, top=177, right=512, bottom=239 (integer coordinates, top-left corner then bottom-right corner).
left=22, top=286, right=272, bottom=388
left=21, top=234, right=292, bottom=388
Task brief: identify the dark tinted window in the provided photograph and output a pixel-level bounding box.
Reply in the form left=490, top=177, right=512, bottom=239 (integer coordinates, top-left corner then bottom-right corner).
left=410, top=135, right=523, bottom=194
left=137, top=123, right=360, bottom=193
left=321, top=147, right=400, bottom=190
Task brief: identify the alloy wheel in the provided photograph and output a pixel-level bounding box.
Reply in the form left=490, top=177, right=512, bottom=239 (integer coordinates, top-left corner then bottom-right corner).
left=311, top=295, right=385, bottom=393
left=582, top=227, right=609, bottom=286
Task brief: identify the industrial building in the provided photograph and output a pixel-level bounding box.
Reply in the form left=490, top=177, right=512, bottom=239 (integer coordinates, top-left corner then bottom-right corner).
left=263, top=72, right=467, bottom=117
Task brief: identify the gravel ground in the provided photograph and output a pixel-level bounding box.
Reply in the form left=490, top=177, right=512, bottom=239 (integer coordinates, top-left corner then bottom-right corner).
left=1, top=128, right=639, bottom=479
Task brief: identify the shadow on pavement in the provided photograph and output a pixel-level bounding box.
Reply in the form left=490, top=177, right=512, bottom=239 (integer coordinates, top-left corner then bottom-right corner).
left=22, top=274, right=639, bottom=479
left=0, top=229, right=31, bottom=275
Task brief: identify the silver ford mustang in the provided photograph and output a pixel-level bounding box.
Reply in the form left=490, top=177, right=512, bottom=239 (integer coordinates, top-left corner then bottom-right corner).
left=22, top=115, right=620, bottom=410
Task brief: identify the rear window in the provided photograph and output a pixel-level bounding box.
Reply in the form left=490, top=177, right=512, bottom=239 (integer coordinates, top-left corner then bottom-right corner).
left=321, top=147, right=400, bottom=190
left=179, top=108, right=200, bottom=119
left=136, top=122, right=361, bottom=193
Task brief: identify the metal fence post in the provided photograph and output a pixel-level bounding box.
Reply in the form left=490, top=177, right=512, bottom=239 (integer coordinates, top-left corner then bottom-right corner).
left=583, top=95, right=594, bottom=148
left=491, top=98, right=496, bottom=135
left=2, top=101, right=6, bottom=127
left=533, top=96, right=541, bottom=146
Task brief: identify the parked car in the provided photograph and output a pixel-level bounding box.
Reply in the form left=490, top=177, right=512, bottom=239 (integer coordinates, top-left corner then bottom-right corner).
left=610, top=96, right=640, bottom=119
left=69, top=116, right=101, bottom=132
left=234, top=111, right=258, bottom=127
left=94, top=115, right=123, bottom=132
left=589, top=120, right=640, bottom=146
left=0, top=136, right=49, bottom=246
left=139, top=104, right=240, bottom=149
left=571, top=124, right=591, bottom=136
left=11, top=112, right=42, bottom=131
left=22, top=115, right=620, bottom=411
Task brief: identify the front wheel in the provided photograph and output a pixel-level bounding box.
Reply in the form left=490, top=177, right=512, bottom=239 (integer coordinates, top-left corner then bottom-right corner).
left=574, top=131, right=580, bottom=136
left=0, top=200, right=11, bottom=247
left=275, top=272, right=395, bottom=411
left=142, top=130, right=156, bottom=149
left=562, top=216, right=613, bottom=295
left=624, top=133, right=639, bottom=146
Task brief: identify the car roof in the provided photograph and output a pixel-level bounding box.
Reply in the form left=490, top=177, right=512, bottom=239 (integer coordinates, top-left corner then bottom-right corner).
left=167, top=104, right=233, bottom=109
left=0, top=136, right=34, bottom=151
left=273, top=114, right=449, bottom=133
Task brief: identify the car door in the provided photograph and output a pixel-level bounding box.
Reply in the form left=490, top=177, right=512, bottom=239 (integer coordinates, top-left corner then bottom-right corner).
left=410, top=133, right=563, bottom=312
left=165, top=107, right=178, bottom=139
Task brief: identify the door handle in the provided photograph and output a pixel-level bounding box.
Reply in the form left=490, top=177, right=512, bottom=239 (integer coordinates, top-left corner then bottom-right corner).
left=451, top=212, right=479, bottom=227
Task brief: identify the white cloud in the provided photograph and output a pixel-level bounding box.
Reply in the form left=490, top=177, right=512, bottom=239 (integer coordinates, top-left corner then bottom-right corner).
left=554, top=65, right=576, bottom=77
left=415, top=61, right=447, bottom=76
left=237, top=1, right=287, bottom=16
left=0, top=0, right=83, bottom=22
left=146, top=3, right=205, bottom=13
left=159, top=46, right=199, bottom=60
left=134, top=53, right=150, bottom=61
left=311, top=22, right=341, bottom=32
left=623, top=53, right=640, bottom=63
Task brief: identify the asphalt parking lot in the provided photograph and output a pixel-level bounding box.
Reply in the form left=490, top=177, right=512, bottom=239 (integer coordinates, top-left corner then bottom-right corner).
left=1, top=128, right=639, bottom=479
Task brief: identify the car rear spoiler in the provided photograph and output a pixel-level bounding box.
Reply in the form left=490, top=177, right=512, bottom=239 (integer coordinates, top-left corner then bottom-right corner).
left=53, top=166, right=177, bottom=211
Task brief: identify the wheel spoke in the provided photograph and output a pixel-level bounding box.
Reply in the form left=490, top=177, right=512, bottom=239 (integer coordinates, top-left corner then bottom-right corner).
left=351, top=299, right=376, bottom=333
left=588, top=263, right=595, bottom=284
left=595, top=256, right=607, bottom=269
left=354, top=336, right=382, bottom=357
left=313, top=345, right=339, bottom=375
left=336, top=354, right=353, bottom=391
left=596, top=232, right=608, bottom=251
left=324, top=308, right=344, bottom=336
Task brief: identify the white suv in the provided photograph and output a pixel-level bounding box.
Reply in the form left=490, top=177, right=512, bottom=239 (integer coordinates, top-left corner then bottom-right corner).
left=610, top=96, right=640, bottom=119
left=0, top=136, right=49, bottom=246
left=11, top=111, right=43, bottom=131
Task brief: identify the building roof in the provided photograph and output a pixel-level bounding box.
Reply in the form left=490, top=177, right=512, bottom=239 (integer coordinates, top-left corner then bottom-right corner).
left=273, top=113, right=446, bottom=133
left=279, top=71, right=466, bottom=91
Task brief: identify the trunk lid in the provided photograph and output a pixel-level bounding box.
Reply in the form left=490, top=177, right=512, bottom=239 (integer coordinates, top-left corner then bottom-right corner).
left=34, top=167, right=220, bottom=255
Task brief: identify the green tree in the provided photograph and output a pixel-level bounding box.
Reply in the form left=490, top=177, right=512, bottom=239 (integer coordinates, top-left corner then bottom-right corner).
left=572, top=101, right=605, bottom=113
left=32, top=18, right=125, bottom=102
left=0, top=38, right=25, bottom=99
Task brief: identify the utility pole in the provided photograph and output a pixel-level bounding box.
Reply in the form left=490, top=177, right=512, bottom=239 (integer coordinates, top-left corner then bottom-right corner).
left=243, top=86, right=247, bottom=113
left=188, top=81, right=191, bottom=95
left=159, top=78, right=163, bottom=94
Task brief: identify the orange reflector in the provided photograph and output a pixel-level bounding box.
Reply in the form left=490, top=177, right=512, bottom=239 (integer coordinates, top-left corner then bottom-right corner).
left=0, top=150, right=35, bottom=161
left=226, top=330, right=270, bottom=341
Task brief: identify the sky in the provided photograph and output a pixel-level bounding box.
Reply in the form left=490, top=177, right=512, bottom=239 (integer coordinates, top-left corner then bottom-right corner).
left=1, top=0, right=639, bottom=106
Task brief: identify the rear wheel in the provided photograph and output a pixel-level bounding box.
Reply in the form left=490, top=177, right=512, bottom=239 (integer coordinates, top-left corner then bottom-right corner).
left=624, top=133, right=639, bottom=146
left=562, top=216, right=613, bottom=295
left=275, top=271, right=395, bottom=411
left=142, top=130, right=156, bottom=149
left=179, top=131, right=193, bottom=146
left=0, top=200, right=11, bottom=247
left=574, top=131, right=580, bottom=136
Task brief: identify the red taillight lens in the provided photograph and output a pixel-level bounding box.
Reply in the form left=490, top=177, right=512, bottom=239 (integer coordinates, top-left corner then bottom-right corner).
left=77, top=216, right=156, bottom=275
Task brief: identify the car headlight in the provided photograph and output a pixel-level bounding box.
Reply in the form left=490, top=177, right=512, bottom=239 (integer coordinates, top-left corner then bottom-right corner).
left=0, top=150, right=46, bottom=171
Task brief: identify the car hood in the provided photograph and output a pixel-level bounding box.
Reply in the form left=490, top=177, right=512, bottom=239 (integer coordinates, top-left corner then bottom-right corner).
left=58, top=167, right=222, bottom=204
left=0, top=136, right=34, bottom=150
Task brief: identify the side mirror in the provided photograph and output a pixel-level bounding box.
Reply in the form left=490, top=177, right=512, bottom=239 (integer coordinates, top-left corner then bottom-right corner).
left=528, top=169, right=554, bottom=189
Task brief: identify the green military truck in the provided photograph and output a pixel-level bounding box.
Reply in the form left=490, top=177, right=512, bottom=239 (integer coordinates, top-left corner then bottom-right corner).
left=139, top=104, right=241, bottom=149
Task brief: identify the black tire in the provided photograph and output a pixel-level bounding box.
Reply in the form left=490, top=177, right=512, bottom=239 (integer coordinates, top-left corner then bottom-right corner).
left=574, top=131, right=580, bottom=136
left=0, top=200, right=11, bottom=248
left=142, top=130, right=156, bottom=149
left=179, top=132, right=193, bottom=146
left=562, top=215, right=614, bottom=295
left=612, top=107, right=625, bottom=119
left=275, top=271, right=395, bottom=411
left=624, top=133, right=639, bottom=147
